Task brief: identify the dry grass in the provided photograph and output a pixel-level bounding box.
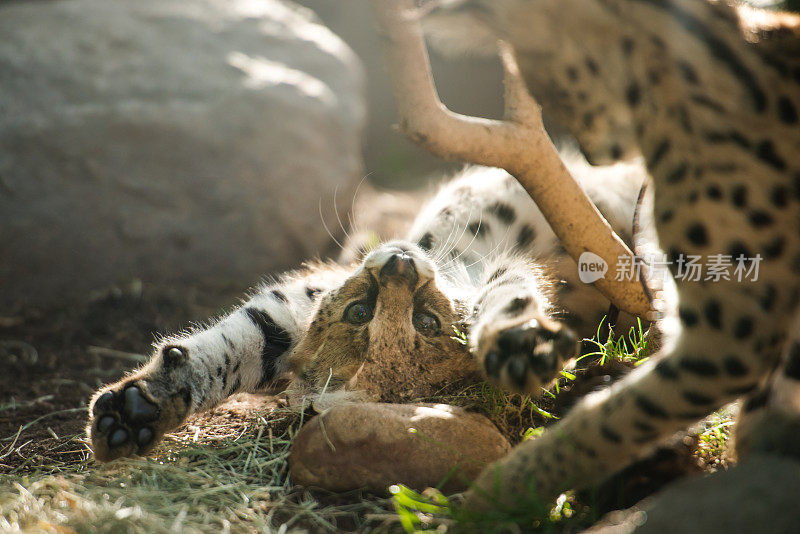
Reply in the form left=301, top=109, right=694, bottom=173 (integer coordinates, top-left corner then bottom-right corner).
left=0, top=398, right=404, bottom=533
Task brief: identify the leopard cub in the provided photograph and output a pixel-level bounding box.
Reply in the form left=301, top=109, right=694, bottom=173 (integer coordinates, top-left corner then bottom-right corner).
left=88, top=160, right=641, bottom=461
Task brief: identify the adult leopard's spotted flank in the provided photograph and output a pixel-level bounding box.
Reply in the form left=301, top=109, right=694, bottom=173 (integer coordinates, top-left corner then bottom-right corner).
left=422, top=0, right=800, bottom=510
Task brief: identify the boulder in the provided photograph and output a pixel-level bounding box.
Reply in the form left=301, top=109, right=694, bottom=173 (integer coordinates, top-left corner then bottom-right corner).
left=584, top=454, right=800, bottom=534
left=0, top=0, right=365, bottom=307
left=289, top=402, right=510, bottom=494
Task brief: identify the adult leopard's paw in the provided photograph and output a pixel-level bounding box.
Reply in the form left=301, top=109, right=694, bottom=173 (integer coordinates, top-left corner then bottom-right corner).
left=474, top=317, right=579, bottom=395
left=87, top=348, right=193, bottom=461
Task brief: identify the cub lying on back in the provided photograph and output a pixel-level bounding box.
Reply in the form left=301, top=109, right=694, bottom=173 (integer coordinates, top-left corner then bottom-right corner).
left=86, top=155, right=649, bottom=462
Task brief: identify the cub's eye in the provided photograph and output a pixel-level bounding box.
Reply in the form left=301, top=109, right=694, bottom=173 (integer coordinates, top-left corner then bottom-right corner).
left=344, top=302, right=374, bottom=324
left=413, top=312, right=441, bottom=336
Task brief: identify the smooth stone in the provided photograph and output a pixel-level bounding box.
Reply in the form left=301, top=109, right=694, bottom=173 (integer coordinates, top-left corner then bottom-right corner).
left=289, top=402, right=510, bottom=494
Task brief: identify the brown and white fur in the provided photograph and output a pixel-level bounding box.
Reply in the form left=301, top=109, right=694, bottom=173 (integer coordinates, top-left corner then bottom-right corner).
left=86, top=155, right=649, bottom=465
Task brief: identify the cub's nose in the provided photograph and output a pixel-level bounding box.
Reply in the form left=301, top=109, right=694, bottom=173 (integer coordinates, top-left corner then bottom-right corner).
left=379, top=252, right=419, bottom=287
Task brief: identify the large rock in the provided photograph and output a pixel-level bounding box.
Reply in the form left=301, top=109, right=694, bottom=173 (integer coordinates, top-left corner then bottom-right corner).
left=0, top=0, right=365, bottom=307
left=585, top=455, right=800, bottom=534
left=289, top=402, right=510, bottom=494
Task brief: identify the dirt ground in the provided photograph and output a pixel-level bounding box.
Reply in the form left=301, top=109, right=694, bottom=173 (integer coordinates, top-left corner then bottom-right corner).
left=0, top=281, right=242, bottom=474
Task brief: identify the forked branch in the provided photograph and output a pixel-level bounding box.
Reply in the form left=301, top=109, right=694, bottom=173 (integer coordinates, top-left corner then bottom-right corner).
left=370, top=0, right=652, bottom=318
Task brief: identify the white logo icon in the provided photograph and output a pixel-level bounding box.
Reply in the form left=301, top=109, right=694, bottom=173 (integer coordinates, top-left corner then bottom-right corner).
left=578, top=251, right=608, bottom=284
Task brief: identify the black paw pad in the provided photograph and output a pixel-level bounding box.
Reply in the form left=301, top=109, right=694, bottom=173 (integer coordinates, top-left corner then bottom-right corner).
left=123, top=386, right=159, bottom=422
left=163, top=346, right=188, bottom=368
left=497, top=325, right=537, bottom=354
left=109, top=428, right=128, bottom=447
left=97, top=415, right=115, bottom=433
left=93, top=392, right=114, bottom=415
left=92, top=382, right=163, bottom=456
left=507, top=357, right=529, bottom=388
left=485, top=322, right=578, bottom=390
left=484, top=351, right=502, bottom=377
left=528, top=351, right=558, bottom=375
left=553, top=328, right=579, bottom=359
left=137, top=427, right=154, bottom=446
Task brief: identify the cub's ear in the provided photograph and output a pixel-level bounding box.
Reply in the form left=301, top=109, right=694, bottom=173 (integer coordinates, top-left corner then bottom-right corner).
left=420, top=0, right=500, bottom=58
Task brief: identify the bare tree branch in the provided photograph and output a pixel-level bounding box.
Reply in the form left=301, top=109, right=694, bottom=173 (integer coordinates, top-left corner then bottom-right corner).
left=370, top=0, right=652, bottom=318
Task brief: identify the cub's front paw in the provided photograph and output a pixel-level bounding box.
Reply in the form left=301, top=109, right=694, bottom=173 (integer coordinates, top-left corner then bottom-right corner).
left=474, top=317, right=578, bottom=395
left=87, top=348, right=193, bottom=461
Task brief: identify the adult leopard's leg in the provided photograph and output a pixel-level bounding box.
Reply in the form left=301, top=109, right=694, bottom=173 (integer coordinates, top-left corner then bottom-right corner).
left=465, top=273, right=797, bottom=509
left=87, top=267, right=345, bottom=461
left=468, top=254, right=579, bottom=394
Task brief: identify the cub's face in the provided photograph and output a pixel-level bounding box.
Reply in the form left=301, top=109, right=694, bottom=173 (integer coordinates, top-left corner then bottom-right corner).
left=289, top=241, right=478, bottom=402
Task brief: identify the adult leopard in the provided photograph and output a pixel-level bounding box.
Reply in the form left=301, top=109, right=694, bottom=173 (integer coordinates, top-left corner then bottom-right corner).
left=424, top=0, right=800, bottom=509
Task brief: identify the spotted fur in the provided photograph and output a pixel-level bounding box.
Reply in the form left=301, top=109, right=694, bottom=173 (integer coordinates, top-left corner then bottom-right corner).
left=87, top=1, right=800, bottom=515
left=425, top=0, right=800, bottom=510
left=87, top=157, right=646, bottom=462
